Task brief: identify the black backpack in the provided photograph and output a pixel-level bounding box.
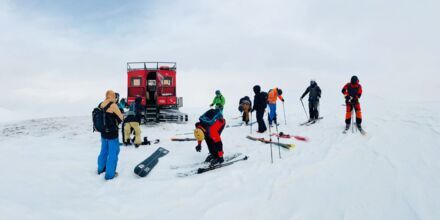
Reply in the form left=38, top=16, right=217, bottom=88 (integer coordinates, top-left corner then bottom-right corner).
left=92, top=102, right=112, bottom=133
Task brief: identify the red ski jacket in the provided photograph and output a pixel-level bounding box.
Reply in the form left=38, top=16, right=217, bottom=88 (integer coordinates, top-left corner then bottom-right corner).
left=342, top=83, right=362, bottom=101
left=196, top=118, right=225, bottom=145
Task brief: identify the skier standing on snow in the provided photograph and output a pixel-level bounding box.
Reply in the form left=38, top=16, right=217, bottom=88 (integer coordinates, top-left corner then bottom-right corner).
left=300, top=80, right=322, bottom=121
left=194, top=109, right=226, bottom=165
left=252, top=85, right=268, bottom=133
left=123, top=96, right=143, bottom=147
left=238, top=96, right=252, bottom=125
left=342, top=75, right=363, bottom=131
left=267, top=88, right=284, bottom=126
left=210, top=90, right=225, bottom=113
left=97, top=90, right=124, bottom=180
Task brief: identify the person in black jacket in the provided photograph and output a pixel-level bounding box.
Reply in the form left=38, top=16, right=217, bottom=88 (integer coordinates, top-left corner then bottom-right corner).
left=252, top=85, right=268, bottom=133
left=238, top=96, right=252, bottom=125
left=97, top=90, right=124, bottom=180
left=300, top=80, right=322, bottom=121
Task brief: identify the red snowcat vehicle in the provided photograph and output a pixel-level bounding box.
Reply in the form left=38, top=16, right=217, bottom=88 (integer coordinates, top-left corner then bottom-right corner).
left=126, top=62, right=188, bottom=123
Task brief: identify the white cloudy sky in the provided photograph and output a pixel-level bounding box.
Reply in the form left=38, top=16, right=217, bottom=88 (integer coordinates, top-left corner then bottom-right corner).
left=0, top=0, right=439, bottom=119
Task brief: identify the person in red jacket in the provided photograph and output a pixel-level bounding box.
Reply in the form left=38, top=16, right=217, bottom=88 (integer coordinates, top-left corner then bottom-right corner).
left=194, top=109, right=226, bottom=165
left=342, top=75, right=363, bottom=131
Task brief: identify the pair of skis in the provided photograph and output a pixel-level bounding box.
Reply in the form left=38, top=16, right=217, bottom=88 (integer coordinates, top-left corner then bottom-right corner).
left=246, top=136, right=295, bottom=150
left=343, top=125, right=367, bottom=135
left=299, top=117, right=324, bottom=126
left=173, top=153, right=249, bottom=177
left=271, top=132, right=309, bottom=142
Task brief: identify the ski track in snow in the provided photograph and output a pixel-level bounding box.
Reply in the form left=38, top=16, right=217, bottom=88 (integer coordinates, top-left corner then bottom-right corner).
left=0, top=101, right=439, bottom=220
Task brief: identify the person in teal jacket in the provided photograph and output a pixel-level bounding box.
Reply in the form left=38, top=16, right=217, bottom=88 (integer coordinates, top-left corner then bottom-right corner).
left=210, top=90, right=225, bottom=113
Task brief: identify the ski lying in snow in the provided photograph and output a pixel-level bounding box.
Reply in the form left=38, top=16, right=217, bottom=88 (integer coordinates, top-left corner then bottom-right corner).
left=175, top=132, right=194, bottom=136
left=246, top=136, right=295, bottom=150
left=171, top=138, right=197, bottom=142
left=177, top=155, right=248, bottom=177
left=226, top=121, right=256, bottom=128
left=170, top=153, right=243, bottom=170
left=299, top=117, right=323, bottom=126
left=134, top=147, right=169, bottom=177
left=271, top=132, right=309, bottom=142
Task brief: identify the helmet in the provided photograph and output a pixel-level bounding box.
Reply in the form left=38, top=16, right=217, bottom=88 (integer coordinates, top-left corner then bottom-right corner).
left=278, top=89, right=283, bottom=95
left=215, top=90, right=221, bottom=96
left=310, top=80, right=317, bottom=86
left=351, top=75, right=359, bottom=84
left=194, top=128, right=205, bottom=141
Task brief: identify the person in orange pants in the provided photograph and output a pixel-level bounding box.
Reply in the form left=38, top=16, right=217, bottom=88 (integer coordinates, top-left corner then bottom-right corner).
left=342, top=76, right=363, bottom=131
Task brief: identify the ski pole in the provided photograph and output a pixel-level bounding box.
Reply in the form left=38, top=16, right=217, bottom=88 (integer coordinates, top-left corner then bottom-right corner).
left=250, top=110, right=253, bottom=134
left=351, top=104, right=355, bottom=133
left=275, top=123, right=281, bottom=159
left=300, top=99, right=308, bottom=120
left=282, top=101, right=287, bottom=125
left=267, top=110, right=273, bottom=164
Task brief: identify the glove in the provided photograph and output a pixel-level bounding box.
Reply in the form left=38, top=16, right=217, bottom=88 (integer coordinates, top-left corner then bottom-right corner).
left=195, top=145, right=201, bottom=152
left=281, top=98, right=285, bottom=102
left=210, top=104, right=213, bottom=107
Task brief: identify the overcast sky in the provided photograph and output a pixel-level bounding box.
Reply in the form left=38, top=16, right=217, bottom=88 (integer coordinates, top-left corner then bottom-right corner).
left=0, top=0, right=439, bottom=119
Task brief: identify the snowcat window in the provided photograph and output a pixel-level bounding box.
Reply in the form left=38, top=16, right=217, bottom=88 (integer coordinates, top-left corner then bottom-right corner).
left=162, top=78, right=172, bottom=86
left=131, top=77, right=142, bottom=86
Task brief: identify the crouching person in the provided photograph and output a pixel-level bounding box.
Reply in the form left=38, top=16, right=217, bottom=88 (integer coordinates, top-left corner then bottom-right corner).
left=239, top=96, right=252, bottom=125
left=96, top=90, right=124, bottom=180
left=194, top=109, right=226, bottom=166
left=123, top=97, right=143, bottom=147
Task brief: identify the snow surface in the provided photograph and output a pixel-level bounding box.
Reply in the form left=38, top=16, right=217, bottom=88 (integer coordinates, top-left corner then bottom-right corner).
left=0, top=100, right=439, bottom=220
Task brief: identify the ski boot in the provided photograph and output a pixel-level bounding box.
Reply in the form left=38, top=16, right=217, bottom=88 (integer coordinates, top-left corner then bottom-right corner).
left=343, top=124, right=350, bottom=133
left=356, top=124, right=366, bottom=135
left=205, top=154, right=214, bottom=163
left=210, top=157, right=224, bottom=166
left=142, top=137, right=151, bottom=145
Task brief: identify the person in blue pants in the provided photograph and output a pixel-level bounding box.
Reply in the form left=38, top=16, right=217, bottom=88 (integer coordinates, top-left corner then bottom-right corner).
left=97, top=90, right=124, bottom=180
left=267, top=88, right=284, bottom=126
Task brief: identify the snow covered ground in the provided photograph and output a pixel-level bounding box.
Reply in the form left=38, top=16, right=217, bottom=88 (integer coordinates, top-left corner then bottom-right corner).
left=1, top=97, right=439, bottom=220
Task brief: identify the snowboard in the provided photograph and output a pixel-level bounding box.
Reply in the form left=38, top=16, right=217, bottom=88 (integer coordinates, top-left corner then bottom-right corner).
left=246, top=136, right=295, bottom=150
left=134, top=147, right=169, bottom=177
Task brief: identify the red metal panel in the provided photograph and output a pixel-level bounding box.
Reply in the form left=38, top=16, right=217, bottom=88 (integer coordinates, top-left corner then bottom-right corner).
left=168, top=97, right=177, bottom=105
left=157, top=97, right=167, bottom=105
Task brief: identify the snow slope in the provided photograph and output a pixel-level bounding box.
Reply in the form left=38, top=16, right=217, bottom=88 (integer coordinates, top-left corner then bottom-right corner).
left=0, top=99, right=439, bottom=220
